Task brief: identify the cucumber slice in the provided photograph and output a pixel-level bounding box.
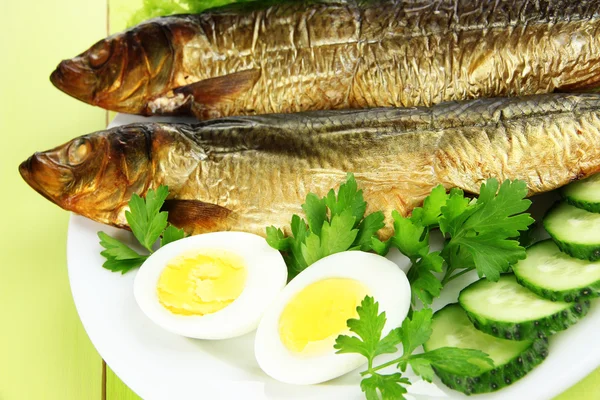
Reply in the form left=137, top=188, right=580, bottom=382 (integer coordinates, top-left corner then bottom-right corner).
left=513, top=240, right=600, bottom=302
left=544, top=202, right=600, bottom=261
left=423, top=304, right=548, bottom=395
left=563, top=173, right=600, bottom=213
left=459, top=275, right=589, bottom=340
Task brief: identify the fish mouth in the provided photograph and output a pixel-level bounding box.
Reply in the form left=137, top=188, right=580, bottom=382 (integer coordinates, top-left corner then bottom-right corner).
left=19, top=156, right=52, bottom=203
left=19, top=153, right=73, bottom=207
left=50, top=58, right=98, bottom=105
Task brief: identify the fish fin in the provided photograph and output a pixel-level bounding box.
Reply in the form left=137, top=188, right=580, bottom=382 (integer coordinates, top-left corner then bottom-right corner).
left=556, top=75, right=600, bottom=93
left=173, top=69, right=261, bottom=107
left=162, top=199, right=234, bottom=234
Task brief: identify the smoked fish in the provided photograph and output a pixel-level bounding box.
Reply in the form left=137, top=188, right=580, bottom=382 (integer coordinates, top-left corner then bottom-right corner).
left=51, top=0, right=600, bottom=120
left=19, top=93, right=600, bottom=238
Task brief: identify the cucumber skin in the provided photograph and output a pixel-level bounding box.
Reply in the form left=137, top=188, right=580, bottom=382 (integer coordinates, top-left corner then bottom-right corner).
left=547, top=235, right=600, bottom=262
left=543, top=202, right=600, bottom=261
left=564, top=196, right=600, bottom=214
left=461, top=299, right=590, bottom=341
left=432, top=339, right=548, bottom=395
left=514, top=274, right=600, bottom=302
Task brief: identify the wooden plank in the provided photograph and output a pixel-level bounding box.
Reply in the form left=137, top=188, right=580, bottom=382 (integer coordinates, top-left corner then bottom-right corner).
left=0, top=0, right=107, bottom=398
left=104, top=2, right=145, bottom=398
left=106, top=364, right=141, bottom=400
left=555, top=367, right=600, bottom=400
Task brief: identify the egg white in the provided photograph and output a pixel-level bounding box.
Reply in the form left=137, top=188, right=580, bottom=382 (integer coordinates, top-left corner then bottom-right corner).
left=254, top=251, right=411, bottom=385
left=134, top=231, right=287, bottom=340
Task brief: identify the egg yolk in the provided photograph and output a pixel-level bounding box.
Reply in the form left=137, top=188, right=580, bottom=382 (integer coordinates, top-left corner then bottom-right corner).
left=157, top=249, right=247, bottom=316
left=278, top=278, right=369, bottom=355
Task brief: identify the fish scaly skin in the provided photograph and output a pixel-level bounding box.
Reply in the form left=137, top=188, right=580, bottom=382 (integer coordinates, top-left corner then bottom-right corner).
left=51, top=0, right=600, bottom=119
left=19, top=94, right=600, bottom=238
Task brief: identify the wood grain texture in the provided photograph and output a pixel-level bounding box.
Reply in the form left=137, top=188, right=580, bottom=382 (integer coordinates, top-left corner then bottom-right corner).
left=106, top=366, right=141, bottom=400
left=555, top=366, right=600, bottom=400
left=105, top=2, right=144, bottom=399
left=0, top=0, right=106, bottom=399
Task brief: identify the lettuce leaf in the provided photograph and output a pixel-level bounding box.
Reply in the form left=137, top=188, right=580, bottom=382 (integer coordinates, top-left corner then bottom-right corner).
left=128, top=0, right=259, bottom=27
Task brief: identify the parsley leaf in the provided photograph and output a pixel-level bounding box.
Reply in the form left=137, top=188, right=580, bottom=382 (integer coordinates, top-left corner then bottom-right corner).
left=101, top=257, right=147, bottom=274
left=361, top=373, right=410, bottom=400
left=410, top=269, right=441, bottom=305
left=99, top=186, right=186, bottom=274
left=334, top=296, right=401, bottom=361
left=355, top=212, right=386, bottom=251
left=302, top=193, right=327, bottom=235
left=384, top=210, right=443, bottom=306
left=451, top=234, right=526, bottom=281
left=518, top=222, right=541, bottom=248
left=406, top=357, right=437, bottom=382
left=126, top=186, right=170, bottom=252
left=372, top=237, right=392, bottom=256
left=161, top=225, right=186, bottom=247
left=335, top=297, right=493, bottom=400
left=411, top=185, right=448, bottom=228
left=97, top=231, right=147, bottom=274
left=376, top=178, right=533, bottom=306
left=265, top=226, right=290, bottom=251
left=144, top=185, right=169, bottom=221
left=399, top=308, right=433, bottom=357
left=98, top=231, right=143, bottom=261
left=438, top=188, right=474, bottom=236
left=266, top=174, right=384, bottom=278
left=408, top=347, right=493, bottom=382
left=461, top=179, right=533, bottom=238
left=389, top=211, right=429, bottom=260
left=286, top=215, right=311, bottom=277
left=302, top=210, right=358, bottom=266
left=441, top=179, right=534, bottom=282
left=407, top=251, right=445, bottom=304
left=325, top=174, right=366, bottom=224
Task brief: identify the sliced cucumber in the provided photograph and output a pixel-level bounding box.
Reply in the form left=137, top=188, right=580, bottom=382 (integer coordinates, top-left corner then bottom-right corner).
left=544, top=202, right=600, bottom=261
left=459, top=275, right=589, bottom=340
left=423, top=304, right=548, bottom=395
left=563, top=173, right=600, bottom=213
left=513, top=240, right=600, bottom=302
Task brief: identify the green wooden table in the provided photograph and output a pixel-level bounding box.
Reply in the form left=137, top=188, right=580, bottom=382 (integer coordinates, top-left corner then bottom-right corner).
left=1, top=0, right=598, bottom=398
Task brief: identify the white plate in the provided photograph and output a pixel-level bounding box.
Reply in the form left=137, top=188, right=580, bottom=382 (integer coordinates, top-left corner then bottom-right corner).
left=67, top=114, right=600, bottom=400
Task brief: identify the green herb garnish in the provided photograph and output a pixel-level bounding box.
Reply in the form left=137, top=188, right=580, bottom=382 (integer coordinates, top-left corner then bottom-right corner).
left=127, top=0, right=257, bottom=27
left=375, top=179, right=534, bottom=306
left=266, top=173, right=385, bottom=279
left=98, top=185, right=185, bottom=274
left=335, top=297, right=493, bottom=400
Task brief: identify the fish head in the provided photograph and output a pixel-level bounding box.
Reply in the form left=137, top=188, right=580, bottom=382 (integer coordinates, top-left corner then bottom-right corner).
left=19, top=125, right=154, bottom=225
left=50, top=23, right=174, bottom=114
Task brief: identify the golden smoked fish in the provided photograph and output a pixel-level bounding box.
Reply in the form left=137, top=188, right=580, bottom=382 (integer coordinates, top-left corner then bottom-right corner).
left=19, top=94, right=600, bottom=238
left=51, top=0, right=600, bottom=120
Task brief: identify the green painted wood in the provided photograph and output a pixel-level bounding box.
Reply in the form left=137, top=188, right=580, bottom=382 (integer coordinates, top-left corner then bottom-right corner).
left=105, top=3, right=146, bottom=398
left=106, top=365, right=142, bottom=400
left=0, top=0, right=107, bottom=399
left=555, top=367, right=600, bottom=400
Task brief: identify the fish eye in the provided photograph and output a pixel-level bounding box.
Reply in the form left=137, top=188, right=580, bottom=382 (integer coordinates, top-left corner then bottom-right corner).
left=67, top=138, right=91, bottom=166
left=88, top=40, right=111, bottom=69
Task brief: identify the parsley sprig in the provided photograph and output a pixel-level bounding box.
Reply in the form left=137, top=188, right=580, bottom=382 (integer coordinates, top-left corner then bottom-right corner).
left=335, top=297, right=493, bottom=400
left=98, top=186, right=185, bottom=274
left=375, top=179, right=534, bottom=306
left=266, top=175, right=533, bottom=305
left=266, top=173, right=385, bottom=279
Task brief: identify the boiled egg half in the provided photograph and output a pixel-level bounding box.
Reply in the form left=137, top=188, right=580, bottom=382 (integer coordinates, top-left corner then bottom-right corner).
left=134, top=232, right=287, bottom=339
left=255, top=251, right=411, bottom=385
